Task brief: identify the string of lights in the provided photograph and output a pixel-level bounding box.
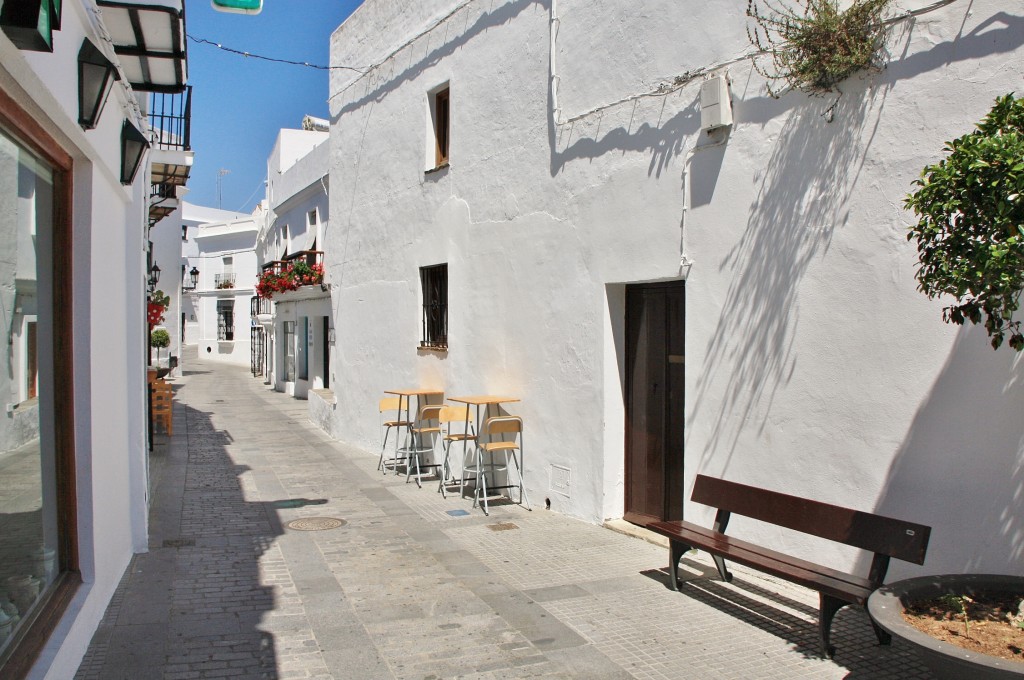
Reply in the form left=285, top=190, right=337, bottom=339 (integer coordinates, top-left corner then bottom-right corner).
left=186, top=34, right=366, bottom=73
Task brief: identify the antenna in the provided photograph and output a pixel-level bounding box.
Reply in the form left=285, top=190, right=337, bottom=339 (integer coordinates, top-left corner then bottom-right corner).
left=217, top=168, right=231, bottom=208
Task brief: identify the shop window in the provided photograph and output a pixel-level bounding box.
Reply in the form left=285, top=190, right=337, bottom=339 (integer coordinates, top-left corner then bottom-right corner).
left=0, top=101, right=79, bottom=676
left=217, top=299, right=234, bottom=341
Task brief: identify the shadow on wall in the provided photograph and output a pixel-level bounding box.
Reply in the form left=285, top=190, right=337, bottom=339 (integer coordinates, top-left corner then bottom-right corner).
left=872, top=325, right=1024, bottom=576
left=331, top=0, right=548, bottom=121
left=689, top=90, right=874, bottom=469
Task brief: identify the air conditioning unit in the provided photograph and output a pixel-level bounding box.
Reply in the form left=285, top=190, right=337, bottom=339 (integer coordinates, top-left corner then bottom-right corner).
left=700, top=75, right=733, bottom=132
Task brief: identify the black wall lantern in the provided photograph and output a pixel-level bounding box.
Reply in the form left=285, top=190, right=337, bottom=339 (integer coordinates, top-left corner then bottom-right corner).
left=78, top=38, right=120, bottom=130
left=120, top=120, right=149, bottom=185
left=1, top=0, right=61, bottom=52
left=148, top=262, right=161, bottom=290
left=189, top=266, right=200, bottom=288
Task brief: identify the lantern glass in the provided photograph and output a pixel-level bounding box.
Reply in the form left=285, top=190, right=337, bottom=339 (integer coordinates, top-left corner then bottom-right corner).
left=120, top=121, right=149, bottom=185
left=78, top=39, right=120, bottom=130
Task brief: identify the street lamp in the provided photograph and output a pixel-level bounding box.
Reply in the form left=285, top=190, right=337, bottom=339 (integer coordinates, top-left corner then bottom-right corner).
left=77, top=38, right=120, bottom=129
left=189, top=266, right=199, bottom=289
left=120, top=120, right=148, bottom=185
left=148, top=262, right=161, bottom=291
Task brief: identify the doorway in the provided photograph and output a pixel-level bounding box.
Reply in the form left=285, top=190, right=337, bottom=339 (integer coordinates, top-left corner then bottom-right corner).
left=624, top=281, right=685, bottom=526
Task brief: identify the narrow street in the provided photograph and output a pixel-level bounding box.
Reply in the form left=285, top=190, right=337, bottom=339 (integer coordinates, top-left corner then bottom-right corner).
left=74, top=358, right=929, bottom=679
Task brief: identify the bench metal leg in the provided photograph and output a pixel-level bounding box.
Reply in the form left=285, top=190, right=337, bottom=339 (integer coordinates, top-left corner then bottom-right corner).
left=668, top=540, right=691, bottom=591
left=711, top=555, right=733, bottom=583
left=819, top=594, right=849, bottom=658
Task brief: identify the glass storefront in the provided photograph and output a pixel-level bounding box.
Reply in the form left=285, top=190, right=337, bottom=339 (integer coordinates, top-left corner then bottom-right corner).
left=0, top=128, right=60, bottom=654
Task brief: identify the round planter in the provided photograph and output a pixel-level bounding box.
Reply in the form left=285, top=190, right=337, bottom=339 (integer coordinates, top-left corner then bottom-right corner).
left=868, top=574, right=1024, bottom=680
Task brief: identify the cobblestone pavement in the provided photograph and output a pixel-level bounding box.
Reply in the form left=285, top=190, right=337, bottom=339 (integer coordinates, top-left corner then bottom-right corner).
left=74, top=358, right=934, bottom=679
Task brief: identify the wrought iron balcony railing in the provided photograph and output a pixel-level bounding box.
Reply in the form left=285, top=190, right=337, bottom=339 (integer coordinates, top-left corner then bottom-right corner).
left=214, top=273, right=236, bottom=289
left=148, top=86, right=192, bottom=151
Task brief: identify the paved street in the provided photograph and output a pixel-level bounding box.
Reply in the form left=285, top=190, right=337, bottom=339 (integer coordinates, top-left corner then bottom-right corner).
left=75, top=358, right=932, bottom=679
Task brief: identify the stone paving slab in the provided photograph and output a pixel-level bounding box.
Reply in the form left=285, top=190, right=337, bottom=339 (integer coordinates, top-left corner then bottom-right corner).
left=74, top=358, right=935, bottom=679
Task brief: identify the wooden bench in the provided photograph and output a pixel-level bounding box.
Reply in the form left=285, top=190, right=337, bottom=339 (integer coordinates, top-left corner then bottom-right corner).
left=648, top=474, right=931, bottom=658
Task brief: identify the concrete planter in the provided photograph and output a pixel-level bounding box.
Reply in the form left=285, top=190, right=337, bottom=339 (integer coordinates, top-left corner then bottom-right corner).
left=867, top=574, right=1024, bottom=680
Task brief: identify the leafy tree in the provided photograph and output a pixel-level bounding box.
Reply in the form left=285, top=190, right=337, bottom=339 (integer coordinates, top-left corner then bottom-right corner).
left=906, top=94, right=1024, bottom=351
left=150, top=328, right=170, bottom=364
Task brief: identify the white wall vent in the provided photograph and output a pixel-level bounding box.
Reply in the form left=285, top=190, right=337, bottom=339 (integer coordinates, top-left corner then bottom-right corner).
left=700, top=75, right=733, bottom=132
left=550, top=464, right=571, bottom=498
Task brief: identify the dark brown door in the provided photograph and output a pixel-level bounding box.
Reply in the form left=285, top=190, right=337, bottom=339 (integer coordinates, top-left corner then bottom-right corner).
left=624, top=281, right=685, bottom=526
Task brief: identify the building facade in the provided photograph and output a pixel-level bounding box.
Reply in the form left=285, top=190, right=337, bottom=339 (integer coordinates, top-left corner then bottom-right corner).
left=252, top=123, right=332, bottom=406
left=327, top=0, right=1024, bottom=578
left=0, top=0, right=189, bottom=676
left=190, top=217, right=259, bottom=366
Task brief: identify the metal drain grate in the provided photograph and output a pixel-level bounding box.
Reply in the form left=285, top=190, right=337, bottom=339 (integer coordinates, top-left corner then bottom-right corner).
left=286, top=517, right=347, bottom=531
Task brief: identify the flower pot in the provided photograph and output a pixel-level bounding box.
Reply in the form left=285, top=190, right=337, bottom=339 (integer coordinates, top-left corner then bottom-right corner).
left=867, top=574, right=1024, bottom=679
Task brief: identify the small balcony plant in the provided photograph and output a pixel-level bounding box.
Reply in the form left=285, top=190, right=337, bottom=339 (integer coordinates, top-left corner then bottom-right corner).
left=255, top=262, right=324, bottom=299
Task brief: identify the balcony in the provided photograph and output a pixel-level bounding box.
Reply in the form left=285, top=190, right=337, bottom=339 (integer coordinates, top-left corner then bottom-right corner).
left=251, top=295, right=272, bottom=317
left=256, top=251, right=325, bottom=300
left=214, top=273, right=236, bottom=290
left=147, top=87, right=192, bottom=225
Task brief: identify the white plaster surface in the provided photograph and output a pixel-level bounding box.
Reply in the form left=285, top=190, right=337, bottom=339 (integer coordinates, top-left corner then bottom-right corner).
left=328, top=0, right=1024, bottom=578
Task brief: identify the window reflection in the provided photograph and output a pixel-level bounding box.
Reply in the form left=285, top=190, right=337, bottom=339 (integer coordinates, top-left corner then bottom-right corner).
left=0, top=129, right=58, bottom=652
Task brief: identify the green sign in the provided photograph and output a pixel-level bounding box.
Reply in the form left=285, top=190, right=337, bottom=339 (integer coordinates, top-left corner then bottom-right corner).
left=211, top=0, right=262, bottom=14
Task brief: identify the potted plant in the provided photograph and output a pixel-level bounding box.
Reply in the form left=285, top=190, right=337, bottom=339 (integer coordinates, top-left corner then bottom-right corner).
left=150, top=328, right=170, bottom=366
left=894, top=94, right=1024, bottom=676
left=868, top=575, right=1024, bottom=679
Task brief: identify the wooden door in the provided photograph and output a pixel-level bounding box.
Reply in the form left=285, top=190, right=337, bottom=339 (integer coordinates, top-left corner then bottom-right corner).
left=624, top=281, right=685, bottom=526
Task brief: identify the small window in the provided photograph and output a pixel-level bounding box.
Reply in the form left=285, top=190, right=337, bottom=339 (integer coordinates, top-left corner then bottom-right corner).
left=307, top=209, right=317, bottom=227
left=431, top=87, right=450, bottom=169
left=420, top=263, right=448, bottom=349
left=283, top=321, right=296, bottom=382
left=217, top=299, right=234, bottom=341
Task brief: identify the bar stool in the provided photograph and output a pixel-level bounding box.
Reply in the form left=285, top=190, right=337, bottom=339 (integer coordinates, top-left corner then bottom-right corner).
left=398, top=404, right=443, bottom=487
left=377, top=396, right=410, bottom=474
left=438, top=405, right=476, bottom=498
left=466, top=415, right=531, bottom=515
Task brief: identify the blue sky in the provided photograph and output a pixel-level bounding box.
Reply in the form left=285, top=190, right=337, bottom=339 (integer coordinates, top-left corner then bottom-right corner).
left=185, top=0, right=363, bottom=213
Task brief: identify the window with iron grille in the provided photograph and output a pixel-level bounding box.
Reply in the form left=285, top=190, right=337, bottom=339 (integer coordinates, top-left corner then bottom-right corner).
left=420, top=264, right=447, bottom=349
left=217, top=299, right=234, bottom=341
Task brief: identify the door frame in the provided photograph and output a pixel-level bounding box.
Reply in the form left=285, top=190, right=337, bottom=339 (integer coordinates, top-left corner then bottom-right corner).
left=623, top=280, right=685, bottom=526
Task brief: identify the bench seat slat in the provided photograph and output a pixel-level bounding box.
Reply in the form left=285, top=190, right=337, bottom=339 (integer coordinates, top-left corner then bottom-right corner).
left=649, top=520, right=873, bottom=604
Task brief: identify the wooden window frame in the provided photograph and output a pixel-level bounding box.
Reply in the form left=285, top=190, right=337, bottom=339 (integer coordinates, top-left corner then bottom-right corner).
left=419, top=263, right=448, bottom=350
left=432, top=87, right=450, bottom=169
left=0, top=87, right=81, bottom=680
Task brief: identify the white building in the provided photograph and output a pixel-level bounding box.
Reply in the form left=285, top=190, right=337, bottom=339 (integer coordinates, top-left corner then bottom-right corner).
left=190, top=216, right=259, bottom=366
left=253, top=122, right=332, bottom=407
left=327, top=0, right=1024, bottom=578
left=180, top=201, right=248, bottom=349
left=0, top=0, right=189, bottom=676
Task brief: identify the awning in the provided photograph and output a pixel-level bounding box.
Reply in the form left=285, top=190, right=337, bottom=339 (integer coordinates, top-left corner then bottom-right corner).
left=96, top=0, right=186, bottom=93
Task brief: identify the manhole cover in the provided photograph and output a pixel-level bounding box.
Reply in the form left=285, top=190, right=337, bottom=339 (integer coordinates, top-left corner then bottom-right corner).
left=486, top=522, right=519, bottom=532
left=287, top=517, right=347, bottom=531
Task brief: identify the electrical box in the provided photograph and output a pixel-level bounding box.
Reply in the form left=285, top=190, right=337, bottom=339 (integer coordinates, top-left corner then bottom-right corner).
left=700, top=76, right=733, bottom=132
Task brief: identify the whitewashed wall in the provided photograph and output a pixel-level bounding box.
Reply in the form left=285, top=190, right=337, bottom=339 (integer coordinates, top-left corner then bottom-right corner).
left=329, top=0, right=1024, bottom=578
left=0, top=0, right=157, bottom=676
left=193, top=220, right=258, bottom=366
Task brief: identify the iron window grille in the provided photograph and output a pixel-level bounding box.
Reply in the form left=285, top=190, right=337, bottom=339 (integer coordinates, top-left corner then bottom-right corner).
left=420, top=263, right=448, bottom=349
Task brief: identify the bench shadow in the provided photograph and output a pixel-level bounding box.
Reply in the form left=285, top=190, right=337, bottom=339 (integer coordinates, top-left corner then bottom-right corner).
left=641, top=559, right=931, bottom=675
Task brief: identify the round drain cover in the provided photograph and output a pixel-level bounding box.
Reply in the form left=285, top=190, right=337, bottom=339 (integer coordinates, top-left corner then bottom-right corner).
left=287, top=517, right=347, bottom=531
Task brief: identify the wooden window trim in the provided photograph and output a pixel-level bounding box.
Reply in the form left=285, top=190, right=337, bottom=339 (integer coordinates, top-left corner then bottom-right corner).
left=433, top=88, right=449, bottom=169
left=0, top=87, right=80, bottom=680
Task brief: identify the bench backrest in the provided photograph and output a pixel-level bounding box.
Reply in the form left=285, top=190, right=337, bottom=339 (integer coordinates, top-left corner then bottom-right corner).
left=691, top=475, right=930, bottom=564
